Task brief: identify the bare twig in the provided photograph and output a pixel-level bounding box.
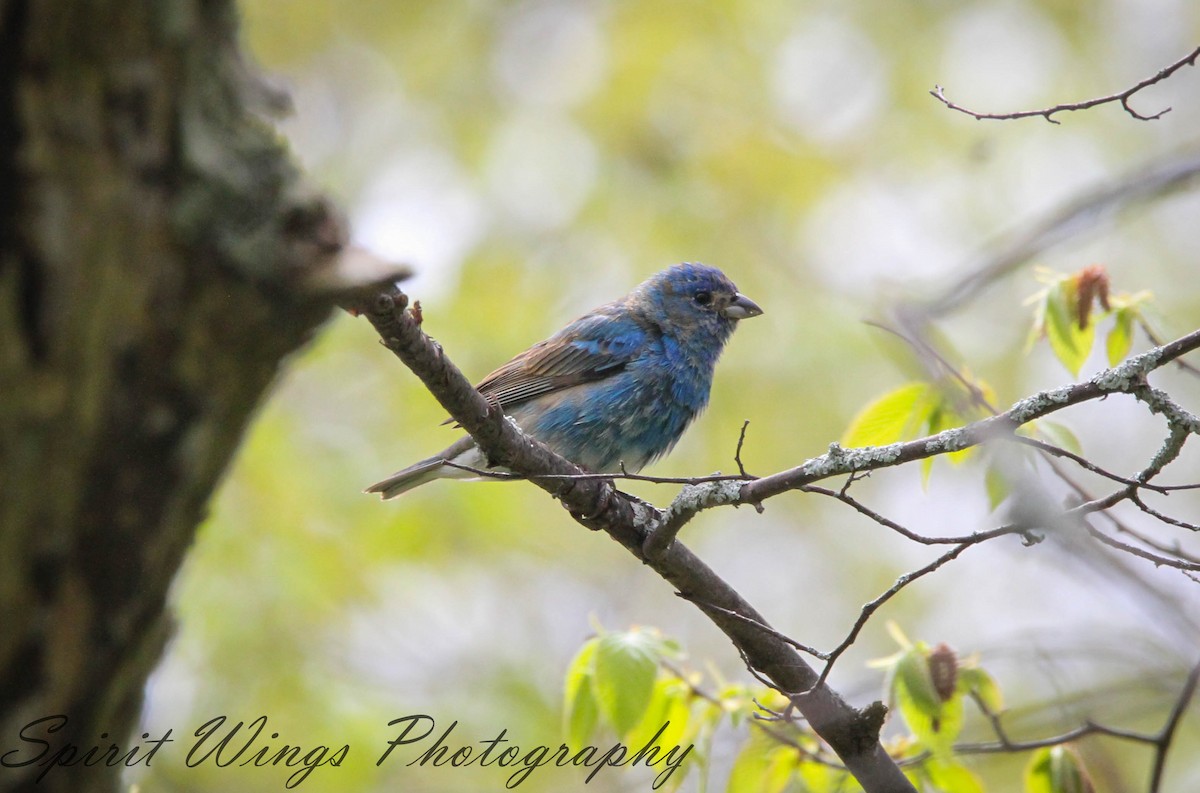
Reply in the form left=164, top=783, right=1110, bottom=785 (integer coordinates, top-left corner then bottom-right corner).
left=678, top=593, right=829, bottom=660
left=955, top=661, right=1200, bottom=793
left=735, top=419, right=752, bottom=477
left=659, top=659, right=845, bottom=770
left=1024, top=426, right=1200, bottom=574
left=803, top=485, right=1011, bottom=546
left=958, top=696, right=1152, bottom=754
left=930, top=46, right=1200, bottom=124
left=440, top=458, right=752, bottom=485
left=1010, top=435, right=1174, bottom=493
left=1129, top=492, right=1200, bottom=535
left=1086, top=525, right=1200, bottom=572
left=863, top=320, right=999, bottom=416
left=815, top=541, right=982, bottom=689
left=1150, top=661, right=1200, bottom=792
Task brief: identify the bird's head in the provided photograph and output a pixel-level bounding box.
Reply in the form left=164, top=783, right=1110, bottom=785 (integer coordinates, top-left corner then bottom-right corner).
left=633, top=263, right=763, bottom=338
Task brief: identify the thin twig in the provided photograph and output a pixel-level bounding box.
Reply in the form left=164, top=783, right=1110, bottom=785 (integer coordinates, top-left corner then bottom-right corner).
left=1130, top=492, right=1200, bottom=534
left=954, top=662, right=1200, bottom=793
left=735, top=419, right=752, bottom=477
left=863, top=320, right=999, bottom=415
left=659, top=659, right=846, bottom=770
left=814, top=542, right=980, bottom=689
left=918, top=149, right=1200, bottom=319
left=441, top=458, right=752, bottom=485
left=1010, top=435, right=1173, bottom=493
left=1149, top=660, right=1200, bottom=792
left=1086, top=525, right=1200, bottom=572
left=803, top=485, right=1016, bottom=545
left=931, top=46, right=1200, bottom=124
left=678, top=592, right=829, bottom=660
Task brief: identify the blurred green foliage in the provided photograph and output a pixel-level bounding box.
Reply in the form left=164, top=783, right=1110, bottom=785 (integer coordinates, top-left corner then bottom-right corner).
left=133, top=1, right=1200, bottom=791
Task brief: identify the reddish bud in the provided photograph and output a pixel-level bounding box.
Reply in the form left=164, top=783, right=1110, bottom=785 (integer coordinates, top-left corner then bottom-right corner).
left=929, top=643, right=959, bottom=702
left=1073, top=265, right=1111, bottom=330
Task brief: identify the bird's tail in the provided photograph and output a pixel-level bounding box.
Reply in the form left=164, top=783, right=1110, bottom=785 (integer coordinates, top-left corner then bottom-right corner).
left=365, top=457, right=447, bottom=499
left=366, top=437, right=483, bottom=499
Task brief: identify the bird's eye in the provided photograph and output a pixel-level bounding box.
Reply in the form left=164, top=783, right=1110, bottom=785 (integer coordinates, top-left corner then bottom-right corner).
left=693, top=291, right=712, bottom=306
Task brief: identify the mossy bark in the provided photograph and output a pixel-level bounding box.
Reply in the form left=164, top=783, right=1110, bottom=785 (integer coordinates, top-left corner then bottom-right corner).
left=0, top=2, right=340, bottom=790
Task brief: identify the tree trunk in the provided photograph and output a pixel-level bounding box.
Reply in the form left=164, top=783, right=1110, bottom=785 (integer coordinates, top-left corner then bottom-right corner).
left=0, top=2, right=344, bottom=790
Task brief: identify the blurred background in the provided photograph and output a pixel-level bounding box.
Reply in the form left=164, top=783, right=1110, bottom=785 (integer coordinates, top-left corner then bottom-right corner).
left=134, top=0, right=1200, bottom=790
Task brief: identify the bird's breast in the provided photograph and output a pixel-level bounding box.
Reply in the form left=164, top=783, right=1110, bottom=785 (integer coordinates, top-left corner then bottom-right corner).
left=508, top=359, right=706, bottom=474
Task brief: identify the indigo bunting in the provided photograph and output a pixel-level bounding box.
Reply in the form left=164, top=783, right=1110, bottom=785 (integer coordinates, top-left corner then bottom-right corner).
left=367, top=263, right=763, bottom=498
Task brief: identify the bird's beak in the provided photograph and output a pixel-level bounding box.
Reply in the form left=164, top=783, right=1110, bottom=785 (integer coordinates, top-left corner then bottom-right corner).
left=721, top=293, right=764, bottom=320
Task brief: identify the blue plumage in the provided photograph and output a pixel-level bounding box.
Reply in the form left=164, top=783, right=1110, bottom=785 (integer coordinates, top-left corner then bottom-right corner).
left=367, top=263, right=763, bottom=498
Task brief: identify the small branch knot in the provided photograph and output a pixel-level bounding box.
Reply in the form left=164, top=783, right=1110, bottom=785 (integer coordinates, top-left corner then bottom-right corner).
left=374, top=293, right=396, bottom=314
left=857, top=701, right=890, bottom=750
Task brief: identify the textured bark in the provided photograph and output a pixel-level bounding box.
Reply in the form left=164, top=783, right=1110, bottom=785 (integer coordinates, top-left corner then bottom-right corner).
left=0, top=2, right=343, bottom=791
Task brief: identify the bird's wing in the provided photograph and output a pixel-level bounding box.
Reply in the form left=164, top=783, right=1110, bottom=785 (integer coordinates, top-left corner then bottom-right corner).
left=474, top=307, right=649, bottom=409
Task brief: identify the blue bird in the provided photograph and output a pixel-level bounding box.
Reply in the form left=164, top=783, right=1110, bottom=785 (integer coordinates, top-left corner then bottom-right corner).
left=367, top=263, right=763, bottom=498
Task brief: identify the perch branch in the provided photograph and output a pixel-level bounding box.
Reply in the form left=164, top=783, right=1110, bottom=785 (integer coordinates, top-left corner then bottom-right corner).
left=353, top=286, right=917, bottom=793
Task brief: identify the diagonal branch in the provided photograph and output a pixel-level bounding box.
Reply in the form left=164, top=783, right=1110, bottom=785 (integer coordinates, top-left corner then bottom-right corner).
left=917, top=147, right=1200, bottom=319
left=354, top=287, right=918, bottom=793
left=355, top=278, right=1199, bottom=791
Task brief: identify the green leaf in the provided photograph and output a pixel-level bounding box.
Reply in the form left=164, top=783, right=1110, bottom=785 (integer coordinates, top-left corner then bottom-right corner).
left=727, top=730, right=799, bottom=793
left=563, top=638, right=600, bottom=745
left=843, top=382, right=934, bottom=448
left=593, top=629, right=661, bottom=737
left=1044, top=280, right=1095, bottom=376
left=1106, top=306, right=1135, bottom=366
left=658, top=635, right=685, bottom=659
left=1024, top=288, right=1049, bottom=354
left=887, top=622, right=914, bottom=650
left=895, top=648, right=941, bottom=716
left=984, top=462, right=1010, bottom=511
left=1025, top=746, right=1094, bottom=793
left=925, top=758, right=985, bottom=793
left=958, top=666, right=1004, bottom=714
left=799, top=756, right=860, bottom=793
left=921, top=454, right=935, bottom=488
left=928, top=402, right=972, bottom=466
left=926, top=695, right=963, bottom=758
left=625, top=678, right=692, bottom=760
left=1037, top=421, right=1082, bottom=457
left=894, top=648, right=962, bottom=757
